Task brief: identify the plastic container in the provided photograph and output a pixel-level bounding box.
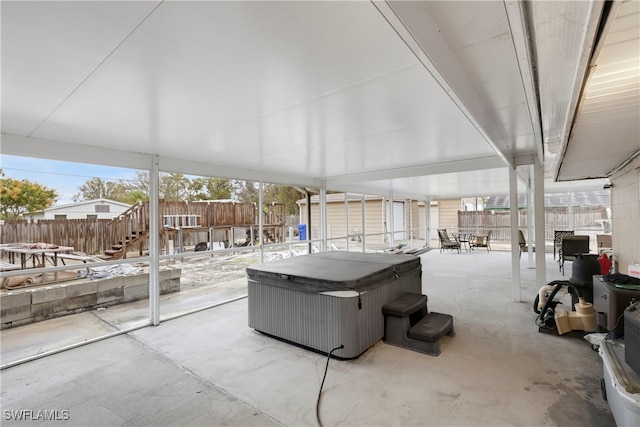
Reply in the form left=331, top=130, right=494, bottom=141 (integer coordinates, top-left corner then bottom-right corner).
left=599, top=340, right=640, bottom=427
left=297, top=224, right=307, bottom=241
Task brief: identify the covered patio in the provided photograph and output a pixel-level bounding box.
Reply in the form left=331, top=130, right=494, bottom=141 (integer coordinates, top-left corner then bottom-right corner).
left=1, top=1, right=638, bottom=425
left=0, top=250, right=616, bottom=426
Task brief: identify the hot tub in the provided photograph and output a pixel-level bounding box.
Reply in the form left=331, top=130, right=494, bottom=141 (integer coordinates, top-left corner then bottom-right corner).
left=247, top=251, right=422, bottom=358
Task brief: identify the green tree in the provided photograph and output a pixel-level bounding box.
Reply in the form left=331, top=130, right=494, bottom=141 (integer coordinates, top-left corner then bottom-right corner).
left=235, top=180, right=259, bottom=204
left=263, top=184, right=302, bottom=214
left=122, top=190, right=148, bottom=205
left=128, top=171, right=150, bottom=200
left=73, top=177, right=128, bottom=202
left=161, top=173, right=190, bottom=201
left=190, top=177, right=235, bottom=200
left=0, top=171, right=58, bottom=218
left=126, top=171, right=191, bottom=202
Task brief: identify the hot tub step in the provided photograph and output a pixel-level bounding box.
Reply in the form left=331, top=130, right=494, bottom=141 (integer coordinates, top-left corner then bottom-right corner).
left=408, top=312, right=455, bottom=342
left=382, top=292, right=428, bottom=327
left=382, top=293, right=426, bottom=317
left=382, top=294, right=454, bottom=357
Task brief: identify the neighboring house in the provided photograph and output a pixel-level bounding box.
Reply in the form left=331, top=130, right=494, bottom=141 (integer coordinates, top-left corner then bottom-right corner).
left=27, top=198, right=131, bottom=221
left=297, top=193, right=454, bottom=246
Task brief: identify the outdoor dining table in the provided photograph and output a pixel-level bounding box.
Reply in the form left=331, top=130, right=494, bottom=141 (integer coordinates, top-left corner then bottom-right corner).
left=1, top=244, right=75, bottom=270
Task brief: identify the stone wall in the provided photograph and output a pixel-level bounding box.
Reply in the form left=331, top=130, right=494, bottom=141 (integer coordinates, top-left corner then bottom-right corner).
left=1, top=268, right=181, bottom=329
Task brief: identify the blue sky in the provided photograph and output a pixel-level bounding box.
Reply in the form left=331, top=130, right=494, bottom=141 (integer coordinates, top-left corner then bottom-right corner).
left=1, top=155, right=138, bottom=206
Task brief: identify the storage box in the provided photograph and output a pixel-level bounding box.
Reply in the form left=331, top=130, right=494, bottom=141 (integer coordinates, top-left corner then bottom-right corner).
left=629, top=264, right=640, bottom=279
left=593, top=276, right=640, bottom=338
left=599, top=340, right=640, bottom=427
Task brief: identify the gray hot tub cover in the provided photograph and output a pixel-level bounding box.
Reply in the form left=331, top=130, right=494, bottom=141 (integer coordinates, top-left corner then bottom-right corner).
left=246, top=251, right=421, bottom=293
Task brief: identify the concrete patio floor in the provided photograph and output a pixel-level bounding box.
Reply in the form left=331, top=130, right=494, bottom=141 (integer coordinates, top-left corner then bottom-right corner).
left=0, top=249, right=616, bottom=426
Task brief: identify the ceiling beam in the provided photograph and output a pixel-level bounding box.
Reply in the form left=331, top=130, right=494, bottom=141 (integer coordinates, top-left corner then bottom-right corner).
left=373, top=0, right=513, bottom=168
left=1, top=133, right=151, bottom=170
left=503, top=0, right=544, bottom=165
left=323, top=155, right=506, bottom=187
left=1, top=133, right=318, bottom=187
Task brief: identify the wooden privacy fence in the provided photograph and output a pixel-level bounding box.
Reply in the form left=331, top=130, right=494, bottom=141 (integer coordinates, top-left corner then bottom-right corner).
left=458, top=206, right=609, bottom=242
left=1, top=201, right=286, bottom=256
left=1, top=219, right=114, bottom=255
left=160, top=201, right=257, bottom=227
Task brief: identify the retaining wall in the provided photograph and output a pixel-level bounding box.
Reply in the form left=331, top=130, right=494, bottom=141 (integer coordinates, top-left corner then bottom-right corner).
left=0, top=268, right=181, bottom=329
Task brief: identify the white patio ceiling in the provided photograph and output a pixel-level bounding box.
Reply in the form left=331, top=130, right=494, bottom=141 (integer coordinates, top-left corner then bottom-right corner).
left=2, top=1, right=635, bottom=200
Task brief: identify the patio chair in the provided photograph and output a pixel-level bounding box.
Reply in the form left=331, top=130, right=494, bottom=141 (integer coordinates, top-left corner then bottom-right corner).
left=553, top=230, right=574, bottom=260
left=471, top=230, right=492, bottom=252
left=518, top=230, right=534, bottom=259
left=559, top=235, right=590, bottom=275
left=437, top=229, right=461, bottom=253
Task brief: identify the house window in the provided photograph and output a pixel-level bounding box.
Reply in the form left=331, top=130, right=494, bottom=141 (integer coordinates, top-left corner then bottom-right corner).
left=54, top=214, right=67, bottom=220
left=95, top=204, right=110, bottom=213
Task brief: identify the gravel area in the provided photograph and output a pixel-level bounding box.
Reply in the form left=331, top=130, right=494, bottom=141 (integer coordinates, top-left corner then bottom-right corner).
left=165, top=250, right=299, bottom=290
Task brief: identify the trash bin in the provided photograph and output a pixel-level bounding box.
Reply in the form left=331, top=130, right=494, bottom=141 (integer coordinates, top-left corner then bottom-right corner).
left=297, top=224, right=307, bottom=241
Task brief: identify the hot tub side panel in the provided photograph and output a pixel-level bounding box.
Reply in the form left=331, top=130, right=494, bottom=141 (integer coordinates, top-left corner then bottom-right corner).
left=248, top=267, right=421, bottom=359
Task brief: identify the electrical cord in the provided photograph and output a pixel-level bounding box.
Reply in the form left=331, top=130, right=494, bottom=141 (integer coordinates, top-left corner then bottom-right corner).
left=316, top=344, right=344, bottom=427
left=605, top=311, right=627, bottom=340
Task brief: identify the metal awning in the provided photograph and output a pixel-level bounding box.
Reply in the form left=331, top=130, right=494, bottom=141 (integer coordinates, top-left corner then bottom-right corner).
left=2, top=1, right=636, bottom=198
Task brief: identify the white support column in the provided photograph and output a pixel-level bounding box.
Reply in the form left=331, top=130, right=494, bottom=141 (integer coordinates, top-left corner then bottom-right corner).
left=381, top=198, right=386, bottom=243
left=345, top=194, right=349, bottom=250
left=534, top=160, right=546, bottom=288
left=259, top=181, right=264, bottom=263
left=149, top=155, right=160, bottom=326
left=320, top=181, right=327, bottom=252
left=425, top=197, right=431, bottom=247
left=568, top=192, right=574, bottom=230
left=409, top=199, right=414, bottom=247
left=509, top=166, right=521, bottom=302
left=389, top=191, right=395, bottom=247
left=527, top=185, right=534, bottom=268
left=361, top=193, right=366, bottom=252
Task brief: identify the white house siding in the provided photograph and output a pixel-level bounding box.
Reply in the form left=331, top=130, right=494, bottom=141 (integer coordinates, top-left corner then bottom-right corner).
left=299, top=195, right=426, bottom=247
left=430, top=202, right=440, bottom=247
left=405, top=200, right=421, bottom=239
left=28, top=199, right=130, bottom=220
left=301, top=197, right=384, bottom=245
left=436, top=199, right=461, bottom=233
left=610, top=155, right=640, bottom=274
